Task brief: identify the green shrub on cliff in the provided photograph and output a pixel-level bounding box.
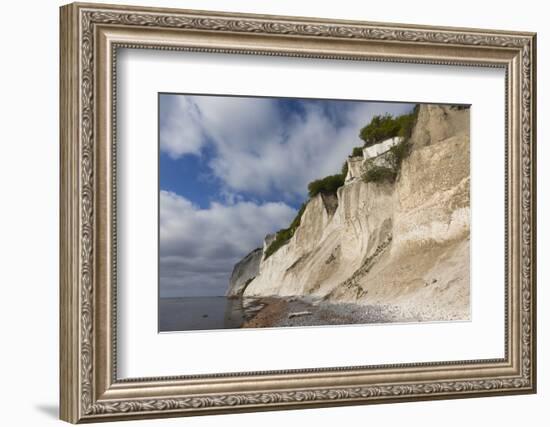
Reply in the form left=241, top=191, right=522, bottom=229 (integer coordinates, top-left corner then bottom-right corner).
left=359, top=114, right=401, bottom=147
left=362, top=164, right=397, bottom=184
left=396, top=105, right=419, bottom=140
left=341, top=160, right=349, bottom=177
left=388, top=139, right=411, bottom=168
left=264, top=203, right=307, bottom=260
left=307, top=174, right=346, bottom=198
left=351, top=146, right=364, bottom=157
left=359, top=106, right=419, bottom=147
left=266, top=166, right=349, bottom=259
left=361, top=139, right=411, bottom=184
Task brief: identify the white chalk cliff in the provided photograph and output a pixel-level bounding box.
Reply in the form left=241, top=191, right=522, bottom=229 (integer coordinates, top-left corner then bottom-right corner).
left=233, top=105, right=470, bottom=320
left=226, top=248, right=262, bottom=297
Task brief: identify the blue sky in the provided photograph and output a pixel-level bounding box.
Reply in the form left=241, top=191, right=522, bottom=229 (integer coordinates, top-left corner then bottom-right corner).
left=159, top=93, right=414, bottom=297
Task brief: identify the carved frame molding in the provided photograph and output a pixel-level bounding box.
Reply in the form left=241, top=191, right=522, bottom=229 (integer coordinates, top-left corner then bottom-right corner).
left=60, top=2, right=536, bottom=423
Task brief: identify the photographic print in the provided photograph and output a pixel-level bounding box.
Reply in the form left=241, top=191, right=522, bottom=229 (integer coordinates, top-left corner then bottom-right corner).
left=158, top=94, right=471, bottom=332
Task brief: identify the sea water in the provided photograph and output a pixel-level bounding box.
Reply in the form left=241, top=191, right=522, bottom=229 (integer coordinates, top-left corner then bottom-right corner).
left=159, top=296, right=248, bottom=332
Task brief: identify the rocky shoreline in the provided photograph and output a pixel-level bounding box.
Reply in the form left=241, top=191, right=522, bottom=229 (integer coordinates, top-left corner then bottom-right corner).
left=241, top=296, right=419, bottom=328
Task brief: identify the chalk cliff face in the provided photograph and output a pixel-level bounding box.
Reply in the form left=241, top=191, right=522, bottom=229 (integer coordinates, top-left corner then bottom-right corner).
left=236, top=105, right=470, bottom=321
left=226, top=248, right=262, bottom=297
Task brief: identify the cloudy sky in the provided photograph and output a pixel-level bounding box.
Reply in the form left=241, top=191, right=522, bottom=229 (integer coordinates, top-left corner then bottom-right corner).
left=159, top=93, right=414, bottom=297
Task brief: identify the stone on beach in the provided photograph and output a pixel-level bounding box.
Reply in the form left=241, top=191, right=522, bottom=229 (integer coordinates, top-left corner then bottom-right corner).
left=288, top=311, right=312, bottom=319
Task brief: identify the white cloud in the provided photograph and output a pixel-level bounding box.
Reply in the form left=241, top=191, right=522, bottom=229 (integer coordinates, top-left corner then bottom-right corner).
left=159, top=96, right=206, bottom=158
left=160, top=94, right=413, bottom=200
left=160, top=191, right=296, bottom=297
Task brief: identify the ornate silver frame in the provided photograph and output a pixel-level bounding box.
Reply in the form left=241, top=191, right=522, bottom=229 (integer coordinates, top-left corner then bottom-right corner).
left=60, top=2, right=537, bottom=423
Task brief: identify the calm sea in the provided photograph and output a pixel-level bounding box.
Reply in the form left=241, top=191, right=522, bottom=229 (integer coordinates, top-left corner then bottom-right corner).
left=159, top=296, right=248, bottom=332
